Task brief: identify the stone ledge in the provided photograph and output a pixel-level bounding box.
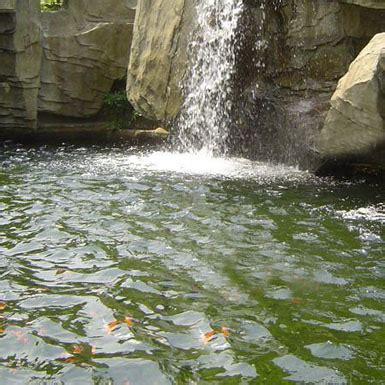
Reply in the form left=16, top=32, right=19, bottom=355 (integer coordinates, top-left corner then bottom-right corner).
left=0, top=0, right=16, bottom=12
left=341, top=0, right=385, bottom=9
left=0, top=125, right=169, bottom=144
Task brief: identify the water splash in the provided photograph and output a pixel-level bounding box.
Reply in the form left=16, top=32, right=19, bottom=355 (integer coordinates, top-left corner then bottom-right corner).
left=337, top=205, right=385, bottom=224
left=176, top=0, right=244, bottom=155
left=103, top=150, right=309, bottom=182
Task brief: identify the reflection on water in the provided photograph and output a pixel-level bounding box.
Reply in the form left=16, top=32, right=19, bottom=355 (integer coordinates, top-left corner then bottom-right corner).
left=0, top=144, right=384, bottom=384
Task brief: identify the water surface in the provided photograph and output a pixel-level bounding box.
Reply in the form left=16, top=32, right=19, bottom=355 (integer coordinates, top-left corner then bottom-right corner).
left=0, top=144, right=384, bottom=384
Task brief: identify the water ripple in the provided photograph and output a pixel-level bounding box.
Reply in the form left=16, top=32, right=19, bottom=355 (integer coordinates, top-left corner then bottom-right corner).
left=0, top=144, right=384, bottom=383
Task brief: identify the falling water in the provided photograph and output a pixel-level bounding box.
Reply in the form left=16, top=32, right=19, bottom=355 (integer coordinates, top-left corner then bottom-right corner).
left=176, top=0, right=244, bottom=156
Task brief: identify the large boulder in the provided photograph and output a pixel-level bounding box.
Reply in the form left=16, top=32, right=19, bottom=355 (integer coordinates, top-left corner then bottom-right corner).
left=38, top=0, right=136, bottom=119
left=320, top=33, right=385, bottom=162
left=126, top=0, right=192, bottom=122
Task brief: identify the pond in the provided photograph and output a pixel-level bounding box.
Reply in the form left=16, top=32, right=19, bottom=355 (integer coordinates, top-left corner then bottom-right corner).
left=0, top=143, right=384, bottom=384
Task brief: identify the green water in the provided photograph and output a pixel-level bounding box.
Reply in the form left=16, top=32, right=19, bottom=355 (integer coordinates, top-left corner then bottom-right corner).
left=0, top=143, right=384, bottom=385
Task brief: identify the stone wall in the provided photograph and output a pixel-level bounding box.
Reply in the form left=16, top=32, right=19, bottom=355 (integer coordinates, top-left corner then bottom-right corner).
left=38, top=0, right=136, bottom=119
left=0, top=0, right=136, bottom=130
left=0, top=0, right=41, bottom=129
left=319, top=33, right=385, bottom=162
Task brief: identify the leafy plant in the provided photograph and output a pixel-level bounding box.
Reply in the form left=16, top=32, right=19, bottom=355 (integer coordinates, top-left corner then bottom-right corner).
left=102, top=90, right=142, bottom=130
left=40, top=0, right=65, bottom=12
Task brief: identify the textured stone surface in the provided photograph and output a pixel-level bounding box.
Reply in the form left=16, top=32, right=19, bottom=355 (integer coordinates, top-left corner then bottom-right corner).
left=0, top=0, right=16, bottom=11
left=320, top=33, right=385, bottom=159
left=0, top=0, right=136, bottom=129
left=127, top=0, right=190, bottom=121
left=38, top=0, right=136, bottom=118
left=0, top=0, right=41, bottom=129
left=341, top=0, right=385, bottom=9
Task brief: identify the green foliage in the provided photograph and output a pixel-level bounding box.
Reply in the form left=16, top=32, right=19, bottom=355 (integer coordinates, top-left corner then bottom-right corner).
left=103, top=91, right=131, bottom=113
left=103, top=90, right=141, bottom=130
left=40, top=0, right=64, bottom=12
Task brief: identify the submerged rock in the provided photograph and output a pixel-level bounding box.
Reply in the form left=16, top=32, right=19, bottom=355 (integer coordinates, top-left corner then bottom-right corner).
left=320, top=33, right=385, bottom=166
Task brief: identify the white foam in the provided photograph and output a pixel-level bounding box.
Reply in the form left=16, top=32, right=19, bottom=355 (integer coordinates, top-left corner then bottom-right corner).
left=112, top=150, right=308, bottom=181
left=337, top=206, right=385, bottom=224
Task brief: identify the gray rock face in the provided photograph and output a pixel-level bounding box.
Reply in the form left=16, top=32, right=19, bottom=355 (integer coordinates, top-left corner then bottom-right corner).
left=320, top=33, right=385, bottom=160
left=341, top=0, right=385, bottom=9
left=0, top=0, right=136, bottom=130
left=126, top=0, right=385, bottom=170
left=39, top=0, right=136, bottom=118
left=0, top=0, right=16, bottom=11
left=127, top=0, right=191, bottom=121
left=0, top=0, right=41, bottom=129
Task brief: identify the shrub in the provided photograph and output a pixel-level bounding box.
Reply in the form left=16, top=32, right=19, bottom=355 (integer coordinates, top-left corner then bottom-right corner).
left=40, top=0, right=65, bottom=12
left=103, top=90, right=141, bottom=130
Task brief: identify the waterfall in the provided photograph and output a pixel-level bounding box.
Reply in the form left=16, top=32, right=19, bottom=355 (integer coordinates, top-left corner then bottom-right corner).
left=176, top=0, right=244, bottom=156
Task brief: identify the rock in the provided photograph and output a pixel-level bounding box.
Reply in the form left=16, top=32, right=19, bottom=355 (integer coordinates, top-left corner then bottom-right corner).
left=154, top=127, right=170, bottom=136
left=0, top=0, right=42, bottom=129
left=134, top=127, right=169, bottom=139
left=341, top=0, right=385, bottom=9
left=0, top=0, right=16, bottom=11
left=127, top=0, right=193, bottom=121
left=0, top=0, right=136, bottom=131
left=320, top=33, right=385, bottom=161
left=38, top=0, right=135, bottom=118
